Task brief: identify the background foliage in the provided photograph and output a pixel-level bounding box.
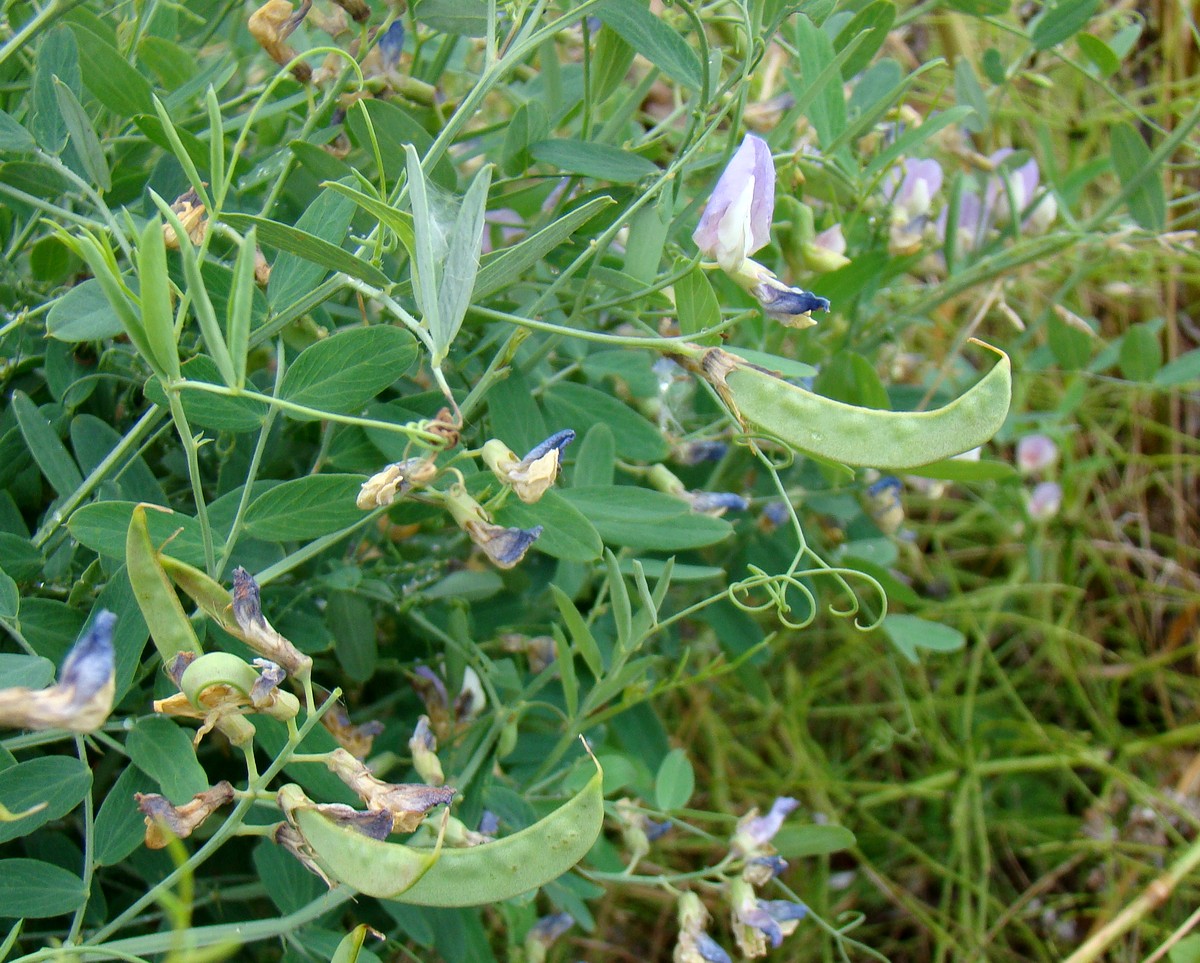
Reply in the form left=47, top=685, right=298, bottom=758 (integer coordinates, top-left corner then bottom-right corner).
left=0, top=0, right=1198, bottom=960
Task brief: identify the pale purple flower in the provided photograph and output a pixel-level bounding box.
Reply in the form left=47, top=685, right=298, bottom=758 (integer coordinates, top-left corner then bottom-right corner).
left=888, top=158, right=945, bottom=255
left=1016, top=434, right=1059, bottom=475
left=735, top=796, right=799, bottom=853
left=478, top=810, right=499, bottom=835
left=377, top=20, right=404, bottom=71
left=693, top=134, right=775, bottom=273
left=889, top=158, right=944, bottom=220
left=1027, top=481, right=1062, bottom=521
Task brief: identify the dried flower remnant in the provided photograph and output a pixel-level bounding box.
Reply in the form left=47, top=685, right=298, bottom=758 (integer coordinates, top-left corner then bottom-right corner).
left=248, top=0, right=313, bottom=81
left=648, top=464, right=747, bottom=517
left=136, top=781, right=235, bottom=849
left=445, top=486, right=543, bottom=569
left=357, top=457, right=437, bottom=509
left=731, top=880, right=808, bottom=957
left=0, top=611, right=116, bottom=733
left=674, top=891, right=731, bottom=963
left=274, top=822, right=334, bottom=886
left=525, top=913, right=574, bottom=963
left=319, top=694, right=384, bottom=758
left=864, top=475, right=905, bottom=536
left=161, top=188, right=207, bottom=249
left=231, top=567, right=313, bottom=680
left=482, top=430, right=575, bottom=504
left=500, top=633, right=556, bottom=673
left=330, top=0, right=369, bottom=22
left=409, top=716, right=444, bottom=786
left=325, top=747, right=456, bottom=833
left=674, top=440, right=729, bottom=465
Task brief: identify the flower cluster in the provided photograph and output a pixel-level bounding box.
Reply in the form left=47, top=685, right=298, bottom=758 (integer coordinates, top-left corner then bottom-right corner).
left=1016, top=432, right=1063, bottom=521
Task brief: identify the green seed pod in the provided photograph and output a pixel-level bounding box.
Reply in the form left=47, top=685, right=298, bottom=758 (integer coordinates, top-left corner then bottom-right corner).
left=285, top=757, right=604, bottom=906
left=179, top=651, right=300, bottom=722
left=692, top=340, right=1011, bottom=470
left=126, top=505, right=204, bottom=662
left=279, top=783, right=446, bottom=899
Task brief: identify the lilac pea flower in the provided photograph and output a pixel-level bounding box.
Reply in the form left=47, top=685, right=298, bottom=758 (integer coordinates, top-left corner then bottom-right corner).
left=888, top=158, right=944, bottom=255
left=734, top=796, right=799, bottom=855
left=987, top=149, right=1057, bottom=233
left=803, top=223, right=851, bottom=272
left=739, top=902, right=784, bottom=948
left=478, top=810, right=499, bottom=836
left=1016, top=434, right=1059, bottom=475
left=889, top=158, right=944, bottom=220
left=0, top=610, right=117, bottom=733
left=693, top=134, right=775, bottom=274
left=761, top=899, right=808, bottom=924
left=675, top=892, right=730, bottom=963
left=1027, top=481, right=1062, bottom=521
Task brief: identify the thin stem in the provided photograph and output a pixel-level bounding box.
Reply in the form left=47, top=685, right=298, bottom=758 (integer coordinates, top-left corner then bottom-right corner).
left=164, top=392, right=216, bottom=575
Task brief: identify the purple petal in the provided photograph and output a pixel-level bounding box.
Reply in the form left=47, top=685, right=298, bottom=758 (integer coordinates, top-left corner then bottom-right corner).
left=696, top=933, right=733, bottom=963
left=740, top=904, right=784, bottom=947
left=761, top=899, right=808, bottom=923
left=522, top=429, right=575, bottom=464
left=378, top=20, right=405, bottom=69
left=693, top=134, right=775, bottom=259
left=529, top=912, right=574, bottom=944
left=688, top=491, right=748, bottom=513
left=745, top=796, right=799, bottom=845
left=59, top=610, right=116, bottom=699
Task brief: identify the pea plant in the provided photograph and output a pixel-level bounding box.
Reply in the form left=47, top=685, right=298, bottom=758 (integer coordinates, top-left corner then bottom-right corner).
left=0, top=0, right=1178, bottom=959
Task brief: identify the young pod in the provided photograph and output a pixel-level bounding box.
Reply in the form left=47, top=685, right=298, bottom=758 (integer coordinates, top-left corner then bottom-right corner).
left=688, top=340, right=1011, bottom=470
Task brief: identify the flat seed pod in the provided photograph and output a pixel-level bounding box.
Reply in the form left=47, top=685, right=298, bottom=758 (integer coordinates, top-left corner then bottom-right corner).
left=706, top=340, right=1011, bottom=470
left=288, top=758, right=604, bottom=905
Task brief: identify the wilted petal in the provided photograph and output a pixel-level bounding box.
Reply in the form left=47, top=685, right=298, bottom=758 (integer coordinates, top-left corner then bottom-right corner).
left=319, top=695, right=384, bottom=758
left=0, top=611, right=116, bottom=733
left=318, top=803, right=394, bottom=840
left=377, top=20, right=404, bottom=70
left=743, top=854, right=788, bottom=886
left=162, top=189, right=207, bottom=249
left=686, top=491, right=748, bottom=516
left=248, top=0, right=312, bottom=80
left=454, top=665, right=486, bottom=724
left=693, top=134, right=775, bottom=273
left=466, top=520, right=543, bottom=569
left=326, top=747, right=456, bottom=833
left=528, top=912, right=574, bottom=948
left=865, top=475, right=905, bottom=535
left=483, top=431, right=574, bottom=504
left=695, top=933, right=733, bottom=963
left=754, top=275, right=831, bottom=327
left=231, top=568, right=313, bottom=679
left=275, top=822, right=334, bottom=886
left=409, top=715, right=444, bottom=786
left=137, top=781, right=234, bottom=848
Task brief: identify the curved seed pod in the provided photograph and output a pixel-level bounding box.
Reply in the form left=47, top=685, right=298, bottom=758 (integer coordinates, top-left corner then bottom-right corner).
left=286, top=759, right=604, bottom=905
left=696, top=340, right=1011, bottom=470
left=179, top=652, right=300, bottom=721
left=279, top=784, right=446, bottom=899
left=397, top=759, right=604, bottom=906
left=126, top=505, right=204, bottom=661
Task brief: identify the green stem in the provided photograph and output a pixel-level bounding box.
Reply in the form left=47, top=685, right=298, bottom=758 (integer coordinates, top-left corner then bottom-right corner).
left=84, top=690, right=343, bottom=945
left=170, top=380, right=445, bottom=446
left=0, top=0, right=89, bottom=69
left=64, top=736, right=95, bottom=945
left=164, top=391, right=216, bottom=575
left=32, top=406, right=165, bottom=550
